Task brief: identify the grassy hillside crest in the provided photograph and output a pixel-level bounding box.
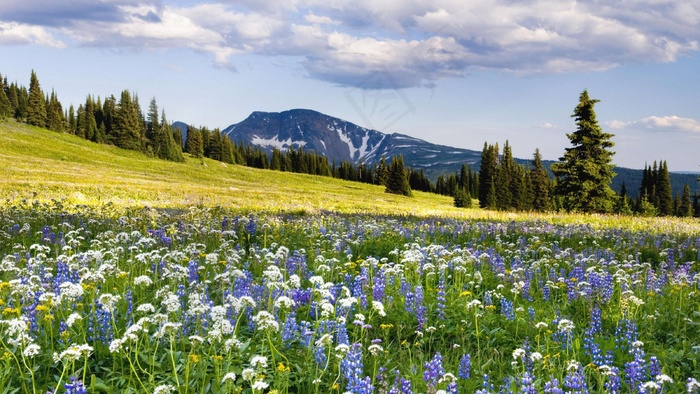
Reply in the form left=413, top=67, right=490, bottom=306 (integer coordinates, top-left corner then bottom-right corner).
left=2, top=120, right=699, bottom=233
left=0, top=120, right=460, bottom=215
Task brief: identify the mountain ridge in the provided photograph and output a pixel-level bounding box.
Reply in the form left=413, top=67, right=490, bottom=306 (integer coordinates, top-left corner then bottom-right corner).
left=175, top=109, right=699, bottom=196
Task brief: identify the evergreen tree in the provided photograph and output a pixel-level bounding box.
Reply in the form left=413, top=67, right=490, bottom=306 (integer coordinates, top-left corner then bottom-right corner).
left=495, top=141, right=514, bottom=210
left=184, top=126, right=204, bottom=158
left=102, top=95, right=116, bottom=138
left=46, top=90, right=65, bottom=132
left=529, top=149, right=551, bottom=211
left=453, top=187, right=472, bottom=208
left=67, top=105, right=77, bottom=134
left=656, top=160, right=673, bottom=216
left=146, top=97, right=160, bottom=149
left=677, top=183, right=693, bottom=217
left=385, top=155, right=412, bottom=197
left=551, top=90, right=617, bottom=213
left=27, top=70, right=47, bottom=127
left=375, top=155, right=388, bottom=186
left=693, top=192, right=700, bottom=218
left=614, top=182, right=633, bottom=215
left=0, top=73, right=11, bottom=119
left=113, top=90, right=142, bottom=150
left=478, top=142, right=498, bottom=209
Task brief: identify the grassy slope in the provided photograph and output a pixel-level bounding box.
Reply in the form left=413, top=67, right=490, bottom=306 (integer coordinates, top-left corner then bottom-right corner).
left=2, top=120, right=699, bottom=234
left=0, top=120, right=465, bottom=216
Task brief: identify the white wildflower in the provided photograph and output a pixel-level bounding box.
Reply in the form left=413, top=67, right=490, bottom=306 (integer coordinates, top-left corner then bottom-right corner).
left=250, top=355, right=268, bottom=369
left=133, top=275, right=153, bottom=286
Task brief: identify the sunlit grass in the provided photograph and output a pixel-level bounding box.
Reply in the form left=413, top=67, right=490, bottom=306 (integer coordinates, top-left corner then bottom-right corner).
left=1, top=120, right=699, bottom=235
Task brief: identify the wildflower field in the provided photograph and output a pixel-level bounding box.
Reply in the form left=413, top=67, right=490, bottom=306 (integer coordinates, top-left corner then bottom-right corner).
left=0, top=201, right=699, bottom=394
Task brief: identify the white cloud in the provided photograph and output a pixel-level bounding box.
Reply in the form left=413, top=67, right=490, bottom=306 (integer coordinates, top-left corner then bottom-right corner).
left=606, top=116, right=700, bottom=132
left=0, top=22, right=65, bottom=47
left=1, top=0, right=699, bottom=88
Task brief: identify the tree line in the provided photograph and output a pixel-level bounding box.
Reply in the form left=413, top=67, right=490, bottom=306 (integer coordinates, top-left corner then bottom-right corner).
left=1, top=71, right=696, bottom=216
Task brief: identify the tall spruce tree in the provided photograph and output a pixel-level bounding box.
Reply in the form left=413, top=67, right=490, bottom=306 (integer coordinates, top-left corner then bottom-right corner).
left=0, top=73, right=11, bottom=119
left=529, top=149, right=551, bottom=211
left=385, top=155, right=412, bottom=197
left=185, top=126, right=204, bottom=158
left=677, top=183, right=693, bottom=217
left=27, top=70, right=47, bottom=127
left=551, top=90, right=617, bottom=213
left=656, top=160, right=673, bottom=216
left=113, top=90, right=142, bottom=150
left=478, top=142, right=498, bottom=209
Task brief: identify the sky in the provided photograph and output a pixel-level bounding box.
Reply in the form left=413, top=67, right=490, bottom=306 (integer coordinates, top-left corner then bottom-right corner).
left=1, top=0, right=699, bottom=172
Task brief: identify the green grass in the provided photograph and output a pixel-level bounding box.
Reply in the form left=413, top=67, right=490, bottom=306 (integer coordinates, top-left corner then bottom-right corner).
left=0, top=120, right=464, bottom=216
left=1, top=119, right=699, bottom=234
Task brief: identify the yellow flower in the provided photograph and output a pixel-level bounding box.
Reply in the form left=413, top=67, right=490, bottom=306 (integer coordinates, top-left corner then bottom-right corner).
left=35, top=305, right=50, bottom=313
left=43, top=314, right=55, bottom=322
left=213, top=355, right=223, bottom=362
left=188, top=354, right=199, bottom=363
left=332, top=383, right=339, bottom=390
left=459, top=290, right=472, bottom=297
left=1, top=307, right=19, bottom=316
left=117, top=272, right=129, bottom=280
left=277, top=362, right=290, bottom=372
left=0, top=282, right=10, bottom=291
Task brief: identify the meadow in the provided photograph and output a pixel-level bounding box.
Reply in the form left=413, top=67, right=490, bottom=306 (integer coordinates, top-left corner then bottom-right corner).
left=1, top=121, right=700, bottom=393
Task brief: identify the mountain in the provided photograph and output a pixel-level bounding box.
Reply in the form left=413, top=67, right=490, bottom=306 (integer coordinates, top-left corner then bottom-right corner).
left=177, top=109, right=698, bottom=196
left=220, top=109, right=481, bottom=178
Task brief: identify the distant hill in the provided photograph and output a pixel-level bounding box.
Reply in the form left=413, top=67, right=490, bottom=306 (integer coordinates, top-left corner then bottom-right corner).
left=177, top=109, right=699, bottom=197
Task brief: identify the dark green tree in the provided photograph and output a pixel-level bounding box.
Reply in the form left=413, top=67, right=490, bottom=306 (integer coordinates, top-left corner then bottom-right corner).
left=656, top=160, right=673, bottom=216
left=529, top=149, right=551, bottom=211
left=46, top=90, right=64, bottom=132
left=551, top=90, right=617, bottom=213
left=478, top=142, right=498, bottom=209
left=185, top=126, right=204, bottom=158
left=0, top=73, right=11, bottom=119
left=453, top=187, right=472, bottom=208
left=27, top=70, right=47, bottom=127
left=385, top=155, right=412, bottom=197
left=375, top=155, right=388, bottom=186
left=113, top=90, right=142, bottom=150
left=677, top=183, right=693, bottom=217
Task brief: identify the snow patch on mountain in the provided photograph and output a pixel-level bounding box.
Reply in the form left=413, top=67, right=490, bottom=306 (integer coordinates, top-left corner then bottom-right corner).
left=251, top=135, right=306, bottom=150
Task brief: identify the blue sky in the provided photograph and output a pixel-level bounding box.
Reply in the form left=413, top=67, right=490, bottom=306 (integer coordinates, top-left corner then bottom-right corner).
left=1, top=0, right=699, bottom=171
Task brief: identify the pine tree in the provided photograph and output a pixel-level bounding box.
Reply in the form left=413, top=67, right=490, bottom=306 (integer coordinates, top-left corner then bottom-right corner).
left=0, top=72, right=11, bottom=119
left=375, top=155, right=388, bottom=186
left=529, top=149, right=551, bottom=211
left=677, top=183, right=693, bottom=217
left=385, top=155, right=412, bottom=197
left=46, top=90, right=65, bottom=132
left=113, top=90, right=142, bottom=150
left=551, top=90, right=617, bottom=213
left=453, top=187, right=472, bottom=208
left=656, top=160, right=673, bottom=216
left=478, top=142, right=498, bottom=209
left=27, top=70, right=47, bottom=127
left=185, top=126, right=204, bottom=158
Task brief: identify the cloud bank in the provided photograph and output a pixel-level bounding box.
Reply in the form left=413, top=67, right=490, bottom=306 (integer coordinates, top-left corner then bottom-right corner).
left=1, top=0, right=698, bottom=88
left=607, top=115, right=700, bottom=133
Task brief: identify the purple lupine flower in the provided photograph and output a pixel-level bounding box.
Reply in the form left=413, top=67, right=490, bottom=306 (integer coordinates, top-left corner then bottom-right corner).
left=459, top=354, right=471, bottom=379
left=544, top=378, right=564, bottom=394
left=64, top=377, right=87, bottom=394
left=603, top=366, right=621, bottom=394
left=500, top=297, right=514, bottom=321
left=564, top=367, right=589, bottom=394
left=521, top=372, right=537, bottom=394
left=423, top=352, right=445, bottom=389
left=414, top=286, right=426, bottom=330
left=446, top=381, right=458, bottom=394
left=373, top=267, right=386, bottom=303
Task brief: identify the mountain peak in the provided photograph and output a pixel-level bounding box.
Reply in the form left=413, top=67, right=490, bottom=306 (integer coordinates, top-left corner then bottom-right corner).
left=221, top=109, right=481, bottom=177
